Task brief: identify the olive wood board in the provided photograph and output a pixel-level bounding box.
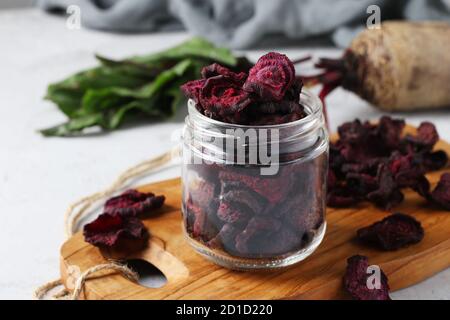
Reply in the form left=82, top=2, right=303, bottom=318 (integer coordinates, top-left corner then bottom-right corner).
left=60, top=126, right=450, bottom=299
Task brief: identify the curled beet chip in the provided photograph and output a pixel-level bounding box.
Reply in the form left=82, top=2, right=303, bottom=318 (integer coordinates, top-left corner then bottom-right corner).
left=376, top=116, right=406, bottom=150
left=344, top=255, right=391, bottom=300
left=243, top=52, right=295, bottom=101
left=199, top=75, right=252, bottom=116
left=404, top=122, right=439, bottom=152
left=431, top=173, right=450, bottom=210
left=83, top=213, right=148, bottom=249
left=367, top=164, right=404, bottom=210
left=104, top=189, right=165, bottom=217
left=201, top=63, right=247, bottom=84
left=181, top=79, right=207, bottom=106
left=357, top=213, right=424, bottom=250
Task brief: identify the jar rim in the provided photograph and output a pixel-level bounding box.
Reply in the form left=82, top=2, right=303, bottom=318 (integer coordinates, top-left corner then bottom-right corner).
left=187, top=89, right=323, bottom=129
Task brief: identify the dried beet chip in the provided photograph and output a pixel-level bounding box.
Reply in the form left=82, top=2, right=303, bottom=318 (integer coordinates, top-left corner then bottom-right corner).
left=217, top=201, right=251, bottom=225
left=186, top=200, right=220, bottom=242
left=376, top=116, right=405, bottom=150
left=207, top=223, right=241, bottom=252
left=259, top=226, right=303, bottom=256
left=327, top=186, right=361, bottom=207
left=243, top=52, right=295, bottom=101
left=181, top=79, right=207, bottom=105
left=188, top=177, right=216, bottom=210
left=357, top=213, right=424, bottom=250
left=221, top=189, right=265, bottom=215
left=431, top=173, right=450, bottom=210
left=404, top=122, right=439, bottom=152
left=83, top=213, right=148, bottom=249
left=283, top=79, right=303, bottom=102
left=344, top=255, right=391, bottom=300
left=336, top=119, right=371, bottom=145
left=421, top=150, right=448, bottom=172
left=367, top=164, right=404, bottom=210
left=201, top=63, right=247, bottom=84
left=104, top=189, right=165, bottom=217
left=219, top=169, right=292, bottom=204
left=200, top=75, right=252, bottom=116
left=235, top=216, right=282, bottom=256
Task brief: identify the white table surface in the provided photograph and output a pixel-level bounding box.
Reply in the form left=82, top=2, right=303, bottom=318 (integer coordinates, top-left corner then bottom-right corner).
left=0, top=8, right=449, bottom=300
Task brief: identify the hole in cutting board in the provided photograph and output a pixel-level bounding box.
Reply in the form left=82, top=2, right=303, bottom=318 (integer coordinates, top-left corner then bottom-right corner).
left=126, top=259, right=167, bottom=288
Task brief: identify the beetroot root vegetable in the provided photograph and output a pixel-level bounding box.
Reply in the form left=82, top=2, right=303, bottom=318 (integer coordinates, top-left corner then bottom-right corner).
left=299, top=21, right=450, bottom=112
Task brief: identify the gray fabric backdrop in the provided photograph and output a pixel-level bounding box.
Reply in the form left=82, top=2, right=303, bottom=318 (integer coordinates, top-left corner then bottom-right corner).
left=36, top=0, right=450, bottom=48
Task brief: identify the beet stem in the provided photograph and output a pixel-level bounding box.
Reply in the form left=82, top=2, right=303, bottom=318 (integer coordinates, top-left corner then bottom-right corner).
left=295, top=55, right=347, bottom=130
left=291, top=55, right=312, bottom=65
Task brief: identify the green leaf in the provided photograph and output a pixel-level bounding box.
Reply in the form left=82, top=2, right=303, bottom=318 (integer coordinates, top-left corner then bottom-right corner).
left=39, top=113, right=104, bottom=137
left=105, top=100, right=166, bottom=130
left=45, top=64, right=154, bottom=118
left=133, top=37, right=237, bottom=66
left=81, top=59, right=193, bottom=114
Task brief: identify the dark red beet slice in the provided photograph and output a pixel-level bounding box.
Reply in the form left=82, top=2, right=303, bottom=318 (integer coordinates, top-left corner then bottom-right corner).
left=431, top=173, right=450, bottom=210
left=219, top=169, right=292, bottom=204
left=207, top=223, right=241, bottom=253
left=344, top=255, right=391, bottom=300
left=357, top=213, right=424, bottom=250
left=104, top=189, right=165, bottom=217
left=200, top=75, right=252, bottom=116
left=181, top=79, right=207, bottom=106
left=201, top=63, right=247, bottom=84
left=243, top=52, right=295, bottom=101
left=83, top=213, right=148, bottom=249
left=259, top=226, right=303, bottom=256
left=217, top=201, right=251, bottom=225
left=186, top=200, right=219, bottom=242
left=404, top=122, right=439, bottom=152
left=234, top=216, right=282, bottom=256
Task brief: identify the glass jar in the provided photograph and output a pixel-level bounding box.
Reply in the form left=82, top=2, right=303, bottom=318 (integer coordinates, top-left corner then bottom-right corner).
left=181, top=90, right=329, bottom=270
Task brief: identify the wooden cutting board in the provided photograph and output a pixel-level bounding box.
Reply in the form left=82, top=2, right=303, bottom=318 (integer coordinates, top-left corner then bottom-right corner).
left=60, top=127, right=450, bottom=299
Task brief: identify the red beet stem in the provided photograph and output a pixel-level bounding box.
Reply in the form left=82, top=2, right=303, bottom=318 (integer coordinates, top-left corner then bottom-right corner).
left=291, top=55, right=312, bottom=65
left=296, top=56, right=346, bottom=129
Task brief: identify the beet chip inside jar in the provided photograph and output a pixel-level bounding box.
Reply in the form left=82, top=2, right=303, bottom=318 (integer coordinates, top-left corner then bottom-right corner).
left=181, top=52, right=329, bottom=270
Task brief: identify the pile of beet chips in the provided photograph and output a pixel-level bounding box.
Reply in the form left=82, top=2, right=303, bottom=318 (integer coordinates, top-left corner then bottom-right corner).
left=182, top=52, right=306, bottom=125
left=83, top=190, right=165, bottom=250
left=184, top=154, right=327, bottom=258
left=328, top=117, right=449, bottom=210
